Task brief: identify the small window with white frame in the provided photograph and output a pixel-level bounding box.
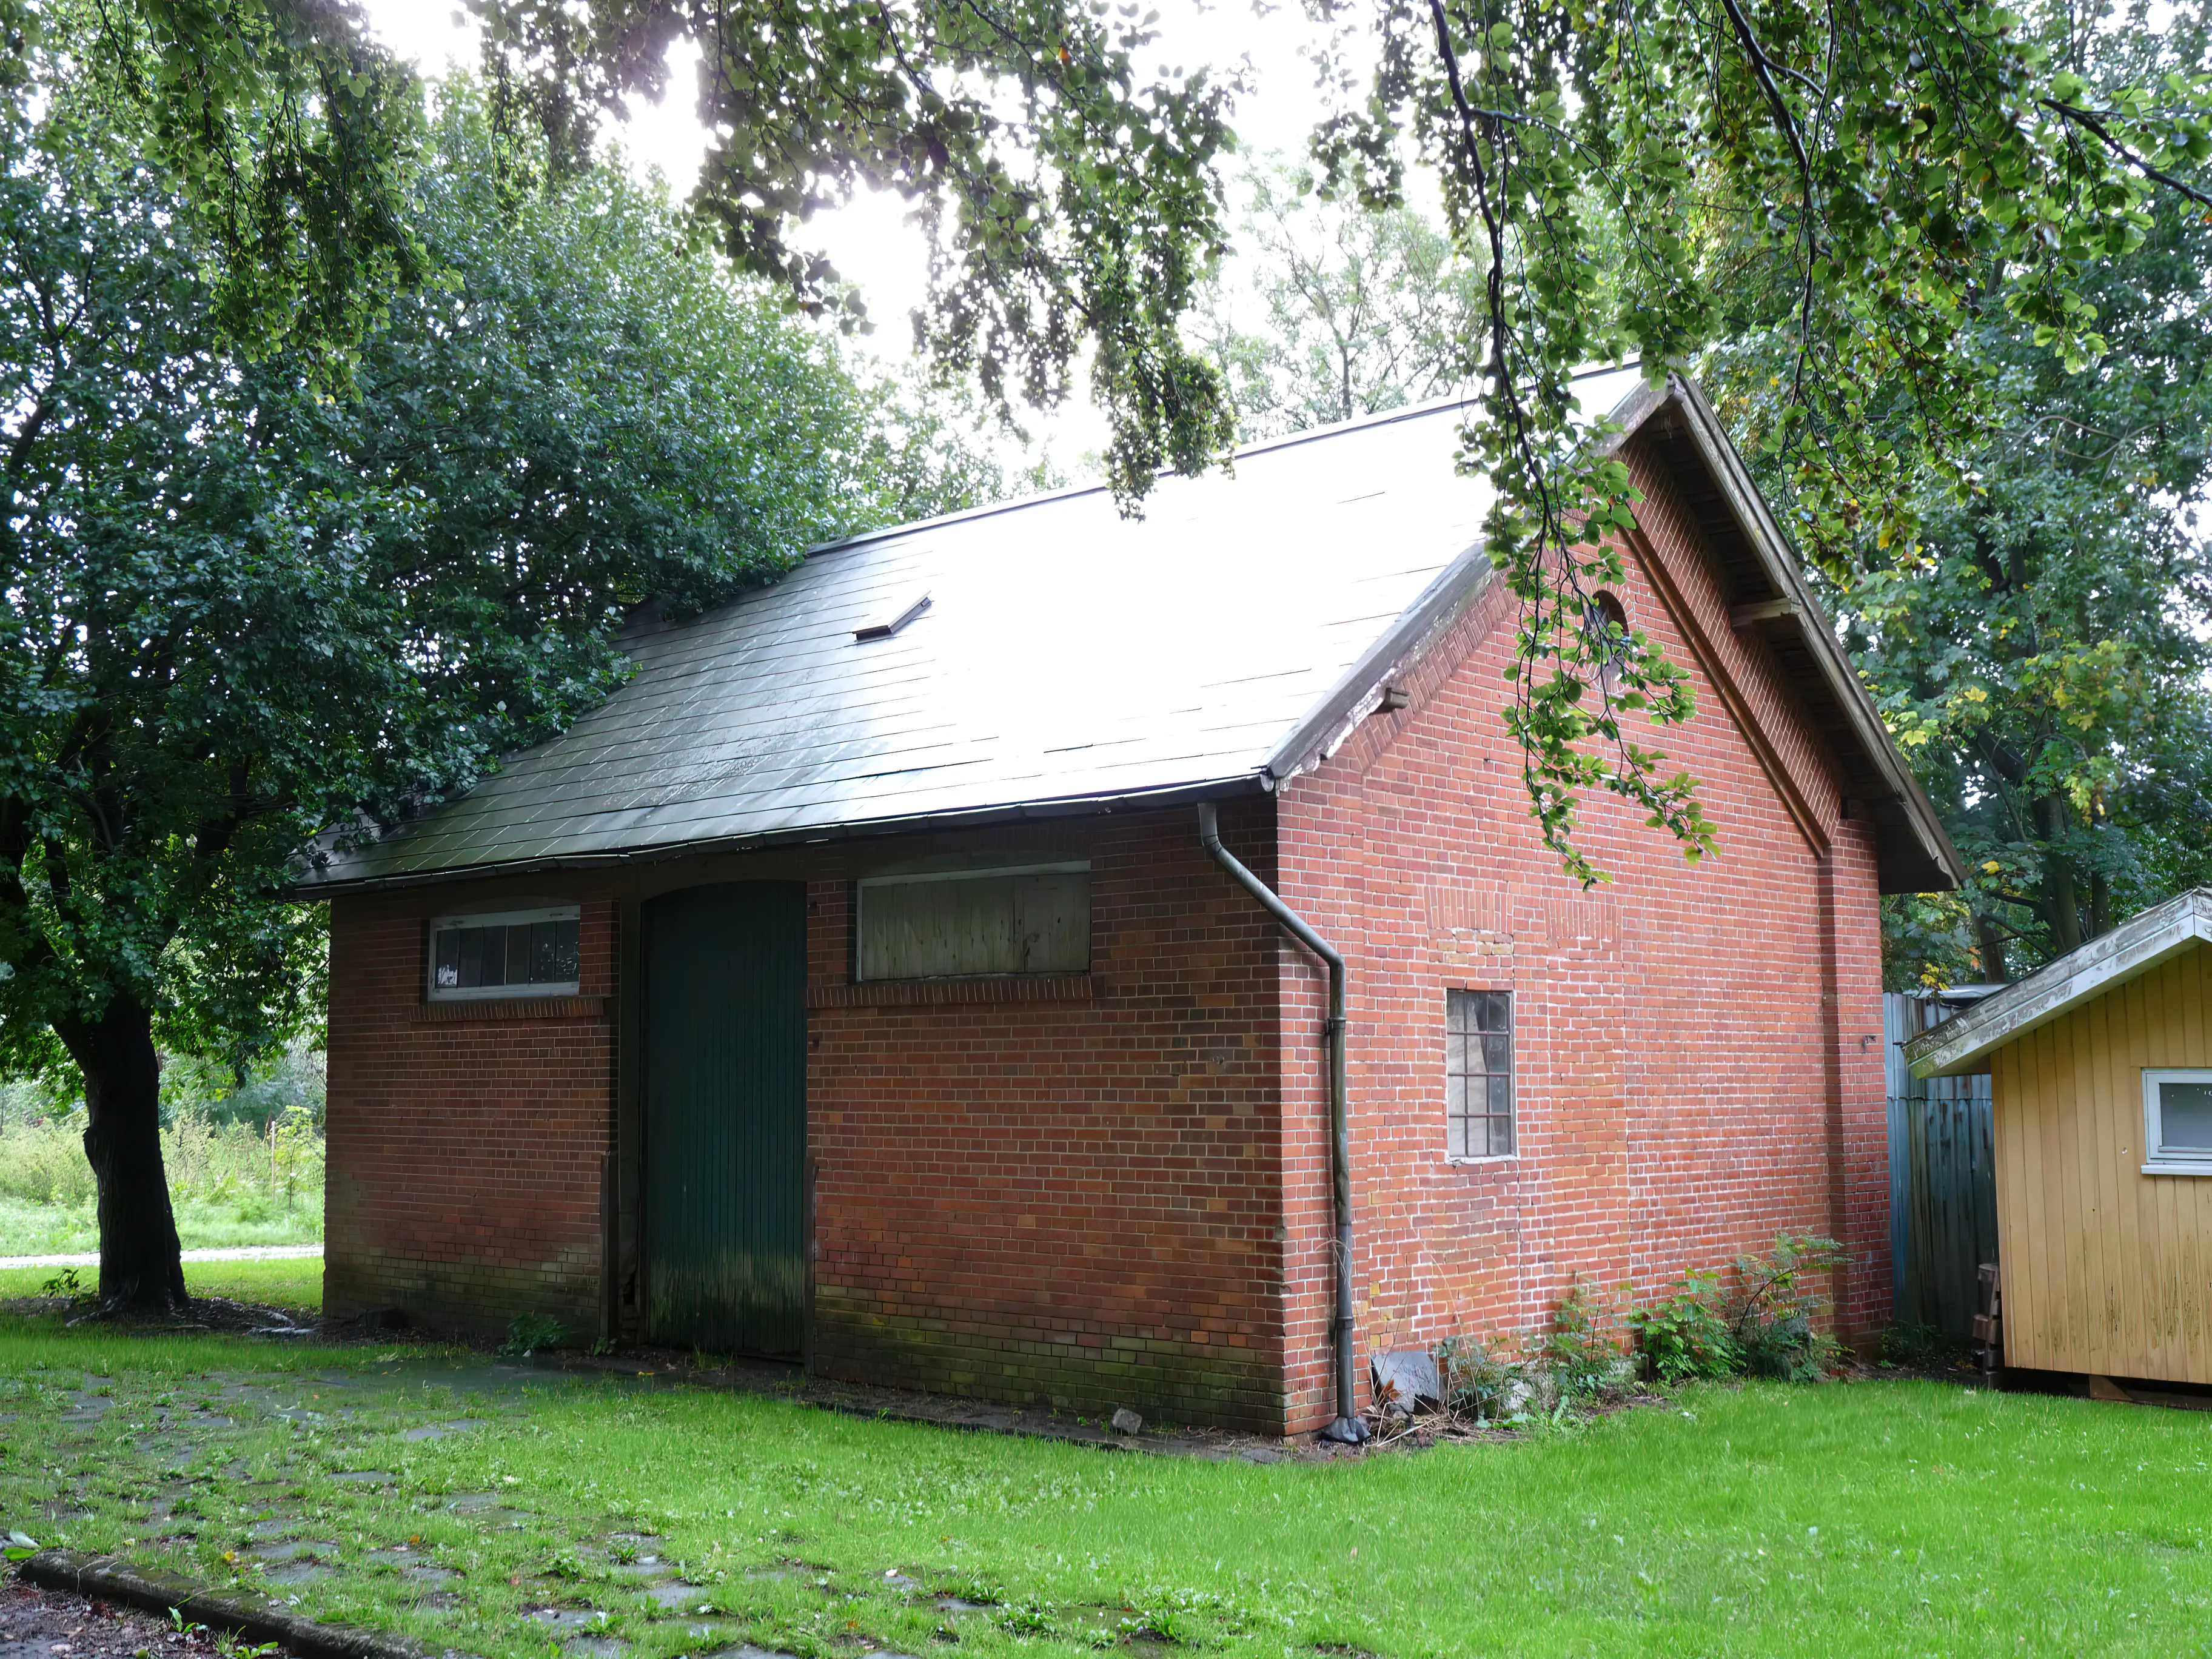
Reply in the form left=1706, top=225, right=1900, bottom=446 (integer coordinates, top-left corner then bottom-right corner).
left=427, top=906, right=581, bottom=1000
left=1447, top=989, right=1514, bottom=1159
left=2143, top=1069, right=2212, bottom=1175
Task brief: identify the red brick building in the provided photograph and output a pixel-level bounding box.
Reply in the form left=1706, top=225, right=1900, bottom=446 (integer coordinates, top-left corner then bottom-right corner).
left=307, top=368, right=1959, bottom=1437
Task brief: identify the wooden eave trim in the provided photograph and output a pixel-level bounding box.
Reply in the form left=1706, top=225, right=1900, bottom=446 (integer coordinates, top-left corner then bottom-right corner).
left=1905, top=892, right=2212, bottom=1077
left=1625, top=523, right=1831, bottom=860
left=1662, top=374, right=1963, bottom=889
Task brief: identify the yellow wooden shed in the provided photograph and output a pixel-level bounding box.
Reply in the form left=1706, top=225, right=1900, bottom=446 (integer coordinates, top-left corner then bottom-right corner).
left=1905, top=888, right=2212, bottom=1385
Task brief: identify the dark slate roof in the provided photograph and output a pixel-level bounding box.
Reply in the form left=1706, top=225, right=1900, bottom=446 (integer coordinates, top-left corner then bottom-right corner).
left=301, top=366, right=1960, bottom=894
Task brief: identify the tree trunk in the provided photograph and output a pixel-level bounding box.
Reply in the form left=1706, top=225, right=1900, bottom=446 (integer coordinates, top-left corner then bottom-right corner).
left=2037, top=796, right=2084, bottom=957
left=1974, top=914, right=2011, bottom=985
left=53, top=993, right=187, bottom=1312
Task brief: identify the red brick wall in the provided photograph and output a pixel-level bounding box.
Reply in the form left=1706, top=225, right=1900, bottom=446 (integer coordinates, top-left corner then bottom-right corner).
left=1270, top=432, right=1891, bottom=1432
left=324, top=808, right=1292, bottom=1429
left=802, top=805, right=1287, bottom=1431
left=324, top=890, right=618, bottom=1333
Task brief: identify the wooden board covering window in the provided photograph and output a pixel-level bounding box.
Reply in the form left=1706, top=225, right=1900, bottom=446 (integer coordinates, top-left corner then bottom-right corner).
left=1992, top=940, right=2212, bottom=1382
left=856, top=865, right=1090, bottom=981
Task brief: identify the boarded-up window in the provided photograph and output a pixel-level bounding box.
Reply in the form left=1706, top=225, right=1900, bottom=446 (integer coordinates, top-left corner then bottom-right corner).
left=856, top=863, right=1090, bottom=980
left=1446, top=989, right=1513, bottom=1159
left=428, top=907, right=581, bottom=1000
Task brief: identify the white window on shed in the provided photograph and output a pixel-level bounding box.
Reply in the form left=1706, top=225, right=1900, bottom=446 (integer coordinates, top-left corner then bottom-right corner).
left=2143, top=1069, right=2212, bottom=1175
left=855, top=863, right=1090, bottom=980
left=428, top=906, right=581, bottom=1000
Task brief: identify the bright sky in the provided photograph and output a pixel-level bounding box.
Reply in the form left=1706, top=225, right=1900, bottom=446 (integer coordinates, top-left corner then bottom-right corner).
left=357, top=0, right=1348, bottom=469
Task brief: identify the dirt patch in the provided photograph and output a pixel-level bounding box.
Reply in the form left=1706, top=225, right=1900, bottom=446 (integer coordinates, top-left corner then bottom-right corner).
left=0, top=1576, right=307, bottom=1659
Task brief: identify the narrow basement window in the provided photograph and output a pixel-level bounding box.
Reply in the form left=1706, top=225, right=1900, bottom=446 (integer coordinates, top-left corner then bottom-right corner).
left=856, top=863, right=1090, bottom=980
left=428, top=906, right=581, bottom=1000
left=2143, top=1069, right=2212, bottom=1175
left=1447, top=989, right=1514, bottom=1159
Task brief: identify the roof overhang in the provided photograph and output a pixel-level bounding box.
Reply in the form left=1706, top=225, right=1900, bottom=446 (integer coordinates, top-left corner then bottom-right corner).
left=1265, top=370, right=1963, bottom=894
left=291, top=773, right=1269, bottom=896
left=1905, top=888, right=2212, bottom=1077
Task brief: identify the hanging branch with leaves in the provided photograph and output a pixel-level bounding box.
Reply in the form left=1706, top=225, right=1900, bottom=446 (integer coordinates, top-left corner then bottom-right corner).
left=1304, top=0, right=2211, bottom=882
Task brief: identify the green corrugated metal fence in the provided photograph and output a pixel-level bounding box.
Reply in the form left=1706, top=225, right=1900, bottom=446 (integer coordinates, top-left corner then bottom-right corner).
left=1886, top=991, right=1997, bottom=1338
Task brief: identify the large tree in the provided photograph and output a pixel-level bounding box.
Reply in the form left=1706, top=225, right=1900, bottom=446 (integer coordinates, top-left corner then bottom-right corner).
left=0, top=48, right=995, bottom=1310
left=1287, top=0, right=2212, bottom=882
left=1196, top=157, right=1488, bottom=440
left=82, top=0, right=2212, bottom=887
left=1691, top=16, right=2212, bottom=983
left=1715, top=186, right=2212, bottom=987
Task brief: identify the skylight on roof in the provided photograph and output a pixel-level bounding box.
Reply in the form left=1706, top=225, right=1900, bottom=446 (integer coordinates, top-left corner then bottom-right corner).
left=854, top=592, right=931, bottom=642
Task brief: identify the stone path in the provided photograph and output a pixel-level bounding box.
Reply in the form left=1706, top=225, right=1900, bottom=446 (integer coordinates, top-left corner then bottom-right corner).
left=0, top=1245, right=323, bottom=1270
left=0, top=1353, right=943, bottom=1659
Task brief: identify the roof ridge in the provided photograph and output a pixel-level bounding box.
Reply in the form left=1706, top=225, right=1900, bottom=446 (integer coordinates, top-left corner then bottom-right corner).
left=803, top=362, right=1647, bottom=561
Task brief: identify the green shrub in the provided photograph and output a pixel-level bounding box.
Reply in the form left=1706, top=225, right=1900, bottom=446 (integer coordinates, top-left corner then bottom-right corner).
left=0, top=1096, right=324, bottom=1244
left=1538, top=1278, right=1634, bottom=1402
left=1434, top=1334, right=1521, bottom=1421
left=0, top=1118, right=96, bottom=1205
left=1628, top=1268, right=1742, bottom=1382
left=1730, top=1233, right=1845, bottom=1381
left=1879, top=1321, right=1968, bottom=1369
left=503, top=1313, right=569, bottom=1356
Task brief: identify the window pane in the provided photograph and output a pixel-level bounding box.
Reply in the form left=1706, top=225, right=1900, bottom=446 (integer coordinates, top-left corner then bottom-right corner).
left=433, top=930, right=461, bottom=990
left=2160, top=1081, right=2212, bottom=1151
left=1013, top=871, right=1091, bottom=973
left=1445, top=989, right=1514, bottom=1158
left=526, top=921, right=556, bottom=982
left=551, top=918, right=581, bottom=982
left=428, top=910, right=580, bottom=996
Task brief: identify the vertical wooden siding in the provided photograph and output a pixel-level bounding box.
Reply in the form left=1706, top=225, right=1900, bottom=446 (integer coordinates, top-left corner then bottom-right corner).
left=1994, top=942, right=2212, bottom=1381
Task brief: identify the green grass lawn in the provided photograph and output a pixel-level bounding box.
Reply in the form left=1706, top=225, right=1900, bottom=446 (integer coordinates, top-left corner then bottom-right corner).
left=0, top=1315, right=2205, bottom=1659
left=0, top=1195, right=323, bottom=1256
left=0, top=1256, right=323, bottom=1309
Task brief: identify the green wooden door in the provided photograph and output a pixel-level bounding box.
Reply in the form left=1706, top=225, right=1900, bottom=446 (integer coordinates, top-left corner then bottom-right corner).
left=642, top=882, right=807, bottom=1356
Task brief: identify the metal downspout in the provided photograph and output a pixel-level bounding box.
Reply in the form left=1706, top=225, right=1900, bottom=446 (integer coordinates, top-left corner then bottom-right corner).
left=1197, top=803, right=1369, bottom=1444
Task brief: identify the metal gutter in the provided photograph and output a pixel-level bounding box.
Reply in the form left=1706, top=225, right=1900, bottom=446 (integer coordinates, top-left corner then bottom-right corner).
left=1196, top=802, right=1369, bottom=1446
left=293, top=774, right=1271, bottom=897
